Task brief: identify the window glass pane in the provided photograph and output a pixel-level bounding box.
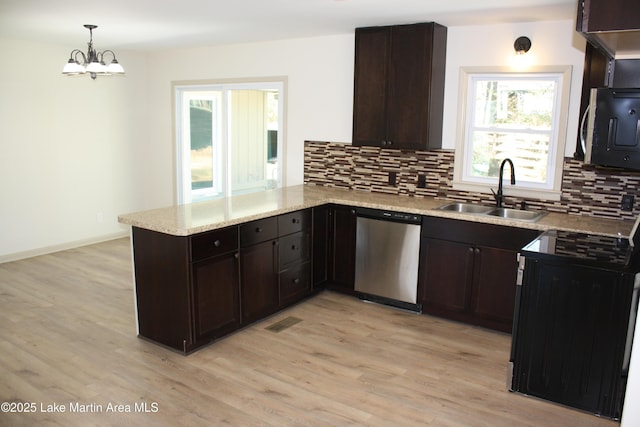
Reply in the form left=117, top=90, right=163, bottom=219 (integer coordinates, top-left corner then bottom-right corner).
left=175, top=80, right=283, bottom=204
left=189, top=99, right=214, bottom=191
left=229, top=89, right=279, bottom=196
left=466, top=75, right=557, bottom=186
left=470, top=131, right=549, bottom=183
left=473, top=79, right=555, bottom=130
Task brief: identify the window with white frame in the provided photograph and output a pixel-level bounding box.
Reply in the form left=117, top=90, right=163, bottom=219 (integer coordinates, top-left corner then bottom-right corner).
left=174, top=79, right=285, bottom=204
left=454, top=66, right=571, bottom=201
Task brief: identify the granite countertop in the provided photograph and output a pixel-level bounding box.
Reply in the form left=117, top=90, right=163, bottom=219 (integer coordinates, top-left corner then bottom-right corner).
left=117, top=184, right=634, bottom=238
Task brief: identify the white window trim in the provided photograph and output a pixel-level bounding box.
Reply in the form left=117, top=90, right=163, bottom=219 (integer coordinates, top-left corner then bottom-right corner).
left=452, top=66, right=572, bottom=202
left=172, top=77, right=287, bottom=205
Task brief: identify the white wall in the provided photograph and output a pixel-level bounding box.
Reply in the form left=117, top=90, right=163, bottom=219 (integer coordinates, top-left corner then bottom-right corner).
left=0, top=21, right=587, bottom=257
left=443, top=20, right=586, bottom=156
left=144, top=34, right=355, bottom=199
left=0, top=38, right=148, bottom=260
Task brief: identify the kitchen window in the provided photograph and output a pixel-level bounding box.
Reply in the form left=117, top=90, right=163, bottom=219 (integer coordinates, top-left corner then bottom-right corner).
left=174, top=78, right=285, bottom=204
left=453, top=66, right=571, bottom=201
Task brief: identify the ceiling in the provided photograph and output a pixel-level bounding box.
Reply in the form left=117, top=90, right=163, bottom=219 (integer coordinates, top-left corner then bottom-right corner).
left=0, top=0, right=577, bottom=51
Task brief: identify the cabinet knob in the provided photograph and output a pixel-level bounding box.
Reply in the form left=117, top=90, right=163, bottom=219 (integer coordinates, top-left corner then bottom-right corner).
left=255, top=227, right=262, bottom=233
left=291, top=245, right=297, bottom=251
left=293, top=278, right=300, bottom=284
left=213, top=240, right=221, bottom=248
left=475, top=248, right=480, bottom=254
left=292, top=218, right=299, bottom=224
left=234, top=252, right=239, bottom=259
left=468, top=247, right=474, bottom=253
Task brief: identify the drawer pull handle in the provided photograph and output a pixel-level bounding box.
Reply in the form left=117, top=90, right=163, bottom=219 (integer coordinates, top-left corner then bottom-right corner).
left=255, top=227, right=262, bottom=233
left=213, top=240, right=221, bottom=248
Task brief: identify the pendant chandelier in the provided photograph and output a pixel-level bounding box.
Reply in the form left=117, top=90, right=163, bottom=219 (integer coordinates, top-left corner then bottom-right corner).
left=62, top=25, right=125, bottom=80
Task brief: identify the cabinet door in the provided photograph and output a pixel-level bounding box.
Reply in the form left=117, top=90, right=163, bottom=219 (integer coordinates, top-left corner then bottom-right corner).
left=192, top=252, right=240, bottom=341
left=471, top=246, right=519, bottom=332
left=352, top=23, right=446, bottom=150
left=514, top=260, right=632, bottom=418
left=241, top=240, right=279, bottom=324
left=420, top=238, right=474, bottom=315
left=386, top=23, right=444, bottom=150
left=577, top=0, right=640, bottom=32
left=352, top=26, right=390, bottom=147
left=312, top=206, right=330, bottom=287
left=329, top=206, right=357, bottom=291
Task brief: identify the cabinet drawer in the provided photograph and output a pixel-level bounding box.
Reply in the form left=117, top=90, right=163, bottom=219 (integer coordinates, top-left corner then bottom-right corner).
left=240, top=217, right=278, bottom=247
left=279, top=231, right=310, bottom=268
left=279, top=261, right=311, bottom=305
left=278, top=209, right=311, bottom=236
left=191, top=227, right=239, bottom=262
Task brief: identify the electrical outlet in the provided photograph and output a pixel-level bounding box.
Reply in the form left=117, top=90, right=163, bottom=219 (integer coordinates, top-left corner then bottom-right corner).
left=417, top=174, right=426, bottom=188
left=622, top=195, right=634, bottom=211
left=388, top=171, right=397, bottom=186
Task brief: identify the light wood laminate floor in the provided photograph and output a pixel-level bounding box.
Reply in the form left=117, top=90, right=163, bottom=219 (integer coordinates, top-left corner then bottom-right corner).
left=0, top=238, right=618, bottom=426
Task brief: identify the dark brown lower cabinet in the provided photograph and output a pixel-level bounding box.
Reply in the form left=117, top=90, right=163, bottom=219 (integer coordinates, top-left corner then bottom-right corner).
left=132, top=208, right=314, bottom=354
left=132, top=225, right=240, bottom=353
left=328, top=205, right=357, bottom=292
left=240, top=239, right=279, bottom=324
left=278, top=216, right=312, bottom=306
left=419, top=217, right=539, bottom=332
left=193, top=252, right=240, bottom=341
left=312, top=205, right=330, bottom=287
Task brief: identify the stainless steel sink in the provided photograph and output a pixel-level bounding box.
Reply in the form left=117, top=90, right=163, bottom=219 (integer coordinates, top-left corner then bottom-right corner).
left=437, top=203, right=493, bottom=214
left=437, top=202, right=547, bottom=222
left=485, top=208, right=548, bottom=222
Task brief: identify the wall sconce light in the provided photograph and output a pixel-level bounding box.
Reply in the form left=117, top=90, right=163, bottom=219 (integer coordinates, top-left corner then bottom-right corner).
left=62, top=25, right=125, bottom=80
left=514, top=36, right=532, bottom=55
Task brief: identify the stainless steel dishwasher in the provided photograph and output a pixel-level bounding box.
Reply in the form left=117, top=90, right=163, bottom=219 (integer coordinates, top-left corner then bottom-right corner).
left=354, top=207, right=422, bottom=312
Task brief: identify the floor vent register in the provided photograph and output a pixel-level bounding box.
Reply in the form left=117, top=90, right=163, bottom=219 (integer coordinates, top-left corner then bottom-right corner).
left=265, top=316, right=302, bottom=333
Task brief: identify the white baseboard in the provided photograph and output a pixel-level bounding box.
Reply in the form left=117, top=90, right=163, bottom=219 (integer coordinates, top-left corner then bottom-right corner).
left=0, top=231, right=130, bottom=264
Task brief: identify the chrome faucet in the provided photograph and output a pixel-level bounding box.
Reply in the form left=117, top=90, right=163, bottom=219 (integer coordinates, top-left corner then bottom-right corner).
left=491, top=158, right=516, bottom=208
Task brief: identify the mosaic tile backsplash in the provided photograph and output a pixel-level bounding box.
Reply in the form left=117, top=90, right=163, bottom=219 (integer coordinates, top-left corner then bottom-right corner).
left=303, top=140, right=640, bottom=221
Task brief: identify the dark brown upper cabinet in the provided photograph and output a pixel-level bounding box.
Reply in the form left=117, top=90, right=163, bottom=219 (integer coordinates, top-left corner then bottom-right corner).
left=577, top=0, right=640, bottom=58
left=352, top=22, right=447, bottom=151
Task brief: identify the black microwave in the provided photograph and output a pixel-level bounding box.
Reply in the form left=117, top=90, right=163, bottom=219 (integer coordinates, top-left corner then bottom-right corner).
left=584, top=87, right=640, bottom=170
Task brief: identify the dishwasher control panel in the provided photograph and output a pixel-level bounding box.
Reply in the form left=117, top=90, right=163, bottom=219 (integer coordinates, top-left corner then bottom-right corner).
left=381, top=211, right=421, bottom=223
left=357, top=207, right=421, bottom=225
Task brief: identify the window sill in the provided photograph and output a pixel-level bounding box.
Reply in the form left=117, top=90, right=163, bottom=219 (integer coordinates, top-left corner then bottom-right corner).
left=451, top=181, right=562, bottom=202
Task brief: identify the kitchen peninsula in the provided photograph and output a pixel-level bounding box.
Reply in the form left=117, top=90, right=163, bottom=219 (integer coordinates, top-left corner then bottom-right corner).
left=118, top=184, right=634, bottom=353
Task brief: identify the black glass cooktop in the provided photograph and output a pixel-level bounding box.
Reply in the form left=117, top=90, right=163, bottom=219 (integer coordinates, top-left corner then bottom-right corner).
left=522, top=230, right=638, bottom=269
